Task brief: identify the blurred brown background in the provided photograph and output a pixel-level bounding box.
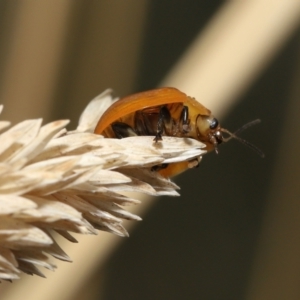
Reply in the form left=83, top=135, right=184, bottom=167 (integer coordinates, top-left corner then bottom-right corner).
left=1, top=1, right=300, bottom=300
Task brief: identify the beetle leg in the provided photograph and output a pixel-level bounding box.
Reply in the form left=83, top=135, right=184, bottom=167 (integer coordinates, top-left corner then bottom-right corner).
left=187, top=156, right=202, bottom=168
left=134, top=111, right=151, bottom=135
left=111, top=122, right=137, bottom=138
left=180, top=106, right=190, bottom=133
left=151, top=163, right=169, bottom=172
left=154, top=106, right=172, bottom=142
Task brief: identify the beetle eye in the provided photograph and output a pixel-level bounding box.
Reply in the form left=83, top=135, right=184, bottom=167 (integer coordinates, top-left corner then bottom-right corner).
left=209, top=118, right=219, bottom=129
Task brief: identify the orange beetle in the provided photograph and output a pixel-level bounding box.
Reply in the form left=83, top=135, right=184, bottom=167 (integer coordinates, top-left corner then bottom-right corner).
left=94, top=87, right=263, bottom=177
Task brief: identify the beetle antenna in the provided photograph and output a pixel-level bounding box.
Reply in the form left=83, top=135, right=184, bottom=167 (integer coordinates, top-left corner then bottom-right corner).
left=220, top=119, right=265, bottom=158
left=233, top=119, right=261, bottom=135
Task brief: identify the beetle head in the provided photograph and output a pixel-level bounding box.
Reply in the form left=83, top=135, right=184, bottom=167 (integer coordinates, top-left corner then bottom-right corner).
left=196, top=116, right=264, bottom=157
left=196, top=115, right=223, bottom=153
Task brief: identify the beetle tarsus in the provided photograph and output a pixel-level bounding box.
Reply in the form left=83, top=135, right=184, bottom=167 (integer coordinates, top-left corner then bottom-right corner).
left=153, top=133, right=163, bottom=143
left=188, top=157, right=201, bottom=168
